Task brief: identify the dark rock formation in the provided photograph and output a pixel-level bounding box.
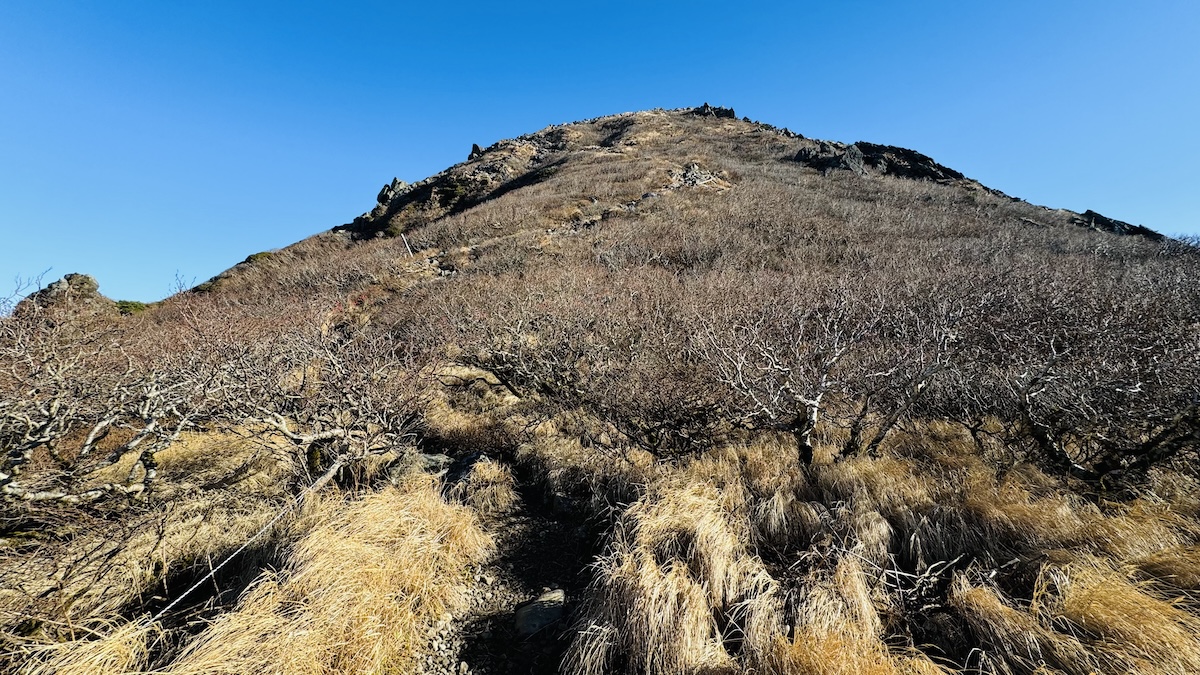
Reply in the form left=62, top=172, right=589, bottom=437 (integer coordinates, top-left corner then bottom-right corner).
left=794, top=140, right=965, bottom=182
left=691, top=102, right=736, bottom=119
left=853, top=142, right=965, bottom=181
left=1073, top=209, right=1163, bottom=240
left=469, top=143, right=484, bottom=160
left=794, top=140, right=866, bottom=176
left=513, top=589, right=566, bottom=637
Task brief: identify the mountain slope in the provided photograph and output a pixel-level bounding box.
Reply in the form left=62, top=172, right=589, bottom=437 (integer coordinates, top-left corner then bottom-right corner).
left=4, top=106, right=1200, bottom=675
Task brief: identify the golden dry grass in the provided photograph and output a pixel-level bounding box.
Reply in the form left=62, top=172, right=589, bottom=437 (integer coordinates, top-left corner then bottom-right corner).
left=451, top=457, right=519, bottom=515
left=13, top=476, right=492, bottom=675
left=565, top=481, right=769, bottom=675
left=15, top=619, right=160, bottom=675
left=1, top=431, right=293, bottom=648
left=557, top=418, right=1200, bottom=675
left=1033, top=560, right=1200, bottom=673
left=161, top=475, right=493, bottom=675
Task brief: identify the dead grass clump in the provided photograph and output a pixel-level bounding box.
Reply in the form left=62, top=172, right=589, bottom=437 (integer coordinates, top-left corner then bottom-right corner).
left=2, top=489, right=286, bottom=644
left=451, top=457, right=519, bottom=515
left=752, top=488, right=827, bottom=551
left=14, top=619, right=160, bottom=675
left=756, top=633, right=946, bottom=675
left=162, top=476, right=493, bottom=674
left=814, top=454, right=936, bottom=523
left=565, top=483, right=773, bottom=675
left=949, top=577, right=1099, bottom=675
left=749, top=558, right=940, bottom=675
left=961, top=477, right=1089, bottom=552
left=1033, top=560, right=1200, bottom=673
left=1132, top=546, right=1200, bottom=591
left=516, top=431, right=657, bottom=518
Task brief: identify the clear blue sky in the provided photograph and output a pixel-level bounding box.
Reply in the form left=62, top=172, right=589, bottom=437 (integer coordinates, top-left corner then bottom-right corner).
left=2, top=1, right=1197, bottom=302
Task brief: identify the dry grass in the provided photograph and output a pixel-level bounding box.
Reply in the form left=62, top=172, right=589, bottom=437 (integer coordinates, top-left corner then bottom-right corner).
left=1034, top=560, right=1200, bottom=673
left=566, top=481, right=771, bottom=675
left=451, top=457, right=519, bottom=515
left=158, top=475, right=492, bottom=674
left=1, top=431, right=294, bottom=648
left=15, top=619, right=160, bottom=675
left=950, top=577, right=1099, bottom=675
left=558, top=423, right=1200, bottom=674
left=7, top=108, right=1200, bottom=675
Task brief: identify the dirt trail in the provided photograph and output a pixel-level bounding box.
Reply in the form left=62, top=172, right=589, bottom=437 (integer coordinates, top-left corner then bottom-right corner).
left=420, top=464, right=595, bottom=675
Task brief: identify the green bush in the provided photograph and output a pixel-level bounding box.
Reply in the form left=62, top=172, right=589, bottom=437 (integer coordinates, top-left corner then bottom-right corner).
left=243, top=251, right=274, bottom=264
left=114, top=300, right=148, bottom=315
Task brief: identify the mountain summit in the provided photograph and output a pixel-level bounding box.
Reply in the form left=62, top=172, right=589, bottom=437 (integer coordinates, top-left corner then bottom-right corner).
left=4, top=106, right=1199, bottom=675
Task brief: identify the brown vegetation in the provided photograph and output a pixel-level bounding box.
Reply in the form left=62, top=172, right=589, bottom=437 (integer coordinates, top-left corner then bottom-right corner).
left=3, top=107, right=1199, bottom=673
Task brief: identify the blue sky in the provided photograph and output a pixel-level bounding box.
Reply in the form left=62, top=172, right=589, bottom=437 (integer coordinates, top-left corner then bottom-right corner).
left=2, top=1, right=1197, bottom=302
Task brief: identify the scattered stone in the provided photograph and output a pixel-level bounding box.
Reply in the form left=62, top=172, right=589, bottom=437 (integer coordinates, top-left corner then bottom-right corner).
left=387, top=452, right=454, bottom=482
left=667, top=162, right=732, bottom=191
left=514, top=589, right=566, bottom=637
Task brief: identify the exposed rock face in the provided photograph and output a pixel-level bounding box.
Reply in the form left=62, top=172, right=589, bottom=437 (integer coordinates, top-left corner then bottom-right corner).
left=339, top=136, right=557, bottom=239
left=469, top=143, right=485, bottom=161
left=854, top=142, right=966, bottom=181
left=1073, top=209, right=1163, bottom=240
left=794, top=140, right=865, bottom=175
left=794, top=139, right=965, bottom=182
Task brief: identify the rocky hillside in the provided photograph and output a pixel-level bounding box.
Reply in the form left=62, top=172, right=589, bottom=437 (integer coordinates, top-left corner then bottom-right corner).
left=3, top=106, right=1199, bottom=675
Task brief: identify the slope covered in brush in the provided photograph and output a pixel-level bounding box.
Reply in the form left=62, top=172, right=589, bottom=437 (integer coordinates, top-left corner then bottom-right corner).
left=3, top=106, right=1199, bottom=675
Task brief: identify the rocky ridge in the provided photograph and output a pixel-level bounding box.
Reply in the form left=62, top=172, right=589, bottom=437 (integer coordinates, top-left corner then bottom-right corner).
left=335, top=104, right=1159, bottom=245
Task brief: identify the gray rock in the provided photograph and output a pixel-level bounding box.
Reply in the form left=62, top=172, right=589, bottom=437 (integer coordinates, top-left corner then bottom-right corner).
left=514, top=589, right=566, bottom=637
left=376, top=177, right=410, bottom=204
left=469, top=143, right=484, bottom=160
left=387, top=452, right=454, bottom=482
left=842, top=144, right=867, bottom=177
left=17, top=273, right=116, bottom=318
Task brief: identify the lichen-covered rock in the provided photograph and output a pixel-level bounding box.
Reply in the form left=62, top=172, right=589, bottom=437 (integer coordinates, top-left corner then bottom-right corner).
left=16, top=273, right=116, bottom=318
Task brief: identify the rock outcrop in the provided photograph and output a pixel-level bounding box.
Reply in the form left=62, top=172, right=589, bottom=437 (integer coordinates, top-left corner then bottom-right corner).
left=16, top=273, right=116, bottom=318
left=691, top=102, right=736, bottom=119
left=793, top=139, right=966, bottom=182
left=377, top=177, right=411, bottom=205
left=1073, top=209, right=1163, bottom=240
